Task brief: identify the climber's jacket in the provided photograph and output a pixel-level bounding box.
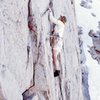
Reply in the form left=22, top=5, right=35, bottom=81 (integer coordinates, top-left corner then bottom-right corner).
left=49, top=11, right=65, bottom=38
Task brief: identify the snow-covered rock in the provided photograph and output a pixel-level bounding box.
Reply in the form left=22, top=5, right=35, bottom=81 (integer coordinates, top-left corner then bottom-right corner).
left=80, top=0, right=92, bottom=9
left=78, top=26, right=90, bottom=100
left=88, top=46, right=100, bottom=64
left=88, top=29, right=100, bottom=64
left=75, top=0, right=100, bottom=100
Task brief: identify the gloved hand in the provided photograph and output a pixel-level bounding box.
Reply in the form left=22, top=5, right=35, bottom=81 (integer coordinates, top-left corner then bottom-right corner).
left=49, top=1, right=53, bottom=8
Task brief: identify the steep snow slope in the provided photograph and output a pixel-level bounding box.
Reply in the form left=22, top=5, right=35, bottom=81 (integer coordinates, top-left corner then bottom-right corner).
left=75, top=0, right=100, bottom=100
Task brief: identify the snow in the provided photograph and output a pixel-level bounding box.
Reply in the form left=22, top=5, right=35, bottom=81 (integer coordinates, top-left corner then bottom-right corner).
left=75, top=0, right=100, bottom=100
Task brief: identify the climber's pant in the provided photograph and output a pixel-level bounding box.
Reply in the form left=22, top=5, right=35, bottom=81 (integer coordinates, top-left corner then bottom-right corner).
left=53, top=37, right=63, bottom=55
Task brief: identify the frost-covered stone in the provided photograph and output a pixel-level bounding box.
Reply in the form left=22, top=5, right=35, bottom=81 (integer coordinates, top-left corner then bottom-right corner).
left=88, top=30, right=100, bottom=64
left=89, top=30, right=100, bottom=51
left=80, top=0, right=92, bottom=9
left=91, top=13, right=96, bottom=17
left=88, top=46, right=100, bottom=64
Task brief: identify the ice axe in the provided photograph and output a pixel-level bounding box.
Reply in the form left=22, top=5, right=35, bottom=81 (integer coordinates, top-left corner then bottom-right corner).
left=42, top=1, right=53, bottom=16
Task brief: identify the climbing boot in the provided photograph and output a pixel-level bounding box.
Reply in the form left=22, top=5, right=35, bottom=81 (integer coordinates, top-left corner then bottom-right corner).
left=54, top=70, right=60, bottom=77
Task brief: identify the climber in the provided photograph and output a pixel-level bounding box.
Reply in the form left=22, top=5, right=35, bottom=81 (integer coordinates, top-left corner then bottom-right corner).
left=49, top=8, right=67, bottom=77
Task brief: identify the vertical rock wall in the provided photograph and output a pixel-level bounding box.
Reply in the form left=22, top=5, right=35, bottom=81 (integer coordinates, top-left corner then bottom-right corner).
left=0, top=0, right=83, bottom=100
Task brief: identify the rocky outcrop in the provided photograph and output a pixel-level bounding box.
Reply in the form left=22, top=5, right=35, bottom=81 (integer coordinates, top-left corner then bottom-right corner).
left=0, top=0, right=83, bottom=100
left=88, top=26, right=100, bottom=64
left=80, top=0, right=92, bottom=9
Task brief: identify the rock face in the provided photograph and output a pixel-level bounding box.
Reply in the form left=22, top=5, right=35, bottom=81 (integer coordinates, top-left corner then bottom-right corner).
left=0, top=0, right=83, bottom=100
